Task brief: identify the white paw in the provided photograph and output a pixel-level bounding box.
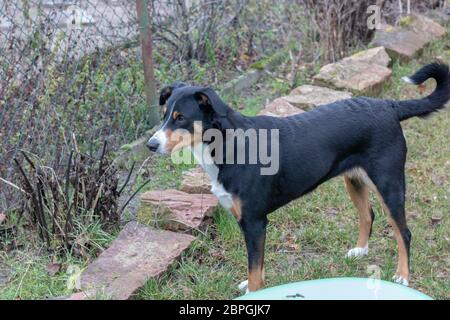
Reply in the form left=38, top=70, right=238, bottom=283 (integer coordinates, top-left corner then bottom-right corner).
left=346, top=245, right=368, bottom=258
left=238, top=280, right=249, bottom=294
left=392, top=275, right=409, bottom=286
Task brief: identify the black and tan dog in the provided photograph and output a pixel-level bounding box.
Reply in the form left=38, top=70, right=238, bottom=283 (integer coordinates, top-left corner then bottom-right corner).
left=147, top=63, right=450, bottom=293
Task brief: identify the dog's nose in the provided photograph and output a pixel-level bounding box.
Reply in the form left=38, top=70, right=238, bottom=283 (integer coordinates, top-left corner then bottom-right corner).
left=147, top=138, right=160, bottom=152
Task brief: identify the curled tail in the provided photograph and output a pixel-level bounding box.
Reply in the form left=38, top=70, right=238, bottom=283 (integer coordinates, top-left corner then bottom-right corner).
left=394, top=63, right=450, bottom=121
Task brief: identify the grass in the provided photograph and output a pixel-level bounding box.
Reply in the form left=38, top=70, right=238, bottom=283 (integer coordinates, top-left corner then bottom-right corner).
left=1, top=30, right=449, bottom=300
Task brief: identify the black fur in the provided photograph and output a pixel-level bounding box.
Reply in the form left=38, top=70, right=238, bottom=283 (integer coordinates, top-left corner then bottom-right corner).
left=394, top=63, right=450, bottom=120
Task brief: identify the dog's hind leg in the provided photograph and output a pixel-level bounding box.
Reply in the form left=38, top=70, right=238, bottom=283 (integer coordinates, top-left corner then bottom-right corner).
left=366, top=157, right=411, bottom=286
left=344, top=176, right=374, bottom=258
left=375, top=181, right=411, bottom=286
left=238, top=216, right=267, bottom=293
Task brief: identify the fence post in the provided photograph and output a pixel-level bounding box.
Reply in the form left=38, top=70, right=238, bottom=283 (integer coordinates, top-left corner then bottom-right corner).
left=135, top=0, right=159, bottom=128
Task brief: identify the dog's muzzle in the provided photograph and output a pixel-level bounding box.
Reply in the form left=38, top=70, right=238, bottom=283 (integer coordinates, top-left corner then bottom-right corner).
left=146, top=138, right=160, bottom=152
left=147, top=129, right=167, bottom=154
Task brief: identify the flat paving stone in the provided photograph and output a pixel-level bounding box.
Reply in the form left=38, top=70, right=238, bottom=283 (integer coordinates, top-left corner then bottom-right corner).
left=258, top=98, right=304, bottom=117
left=79, top=221, right=196, bottom=300
left=313, top=61, right=392, bottom=95
left=341, top=46, right=391, bottom=67
left=371, top=14, right=447, bottom=61
left=180, top=166, right=212, bottom=194
left=286, top=85, right=352, bottom=110
left=139, top=190, right=218, bottom=231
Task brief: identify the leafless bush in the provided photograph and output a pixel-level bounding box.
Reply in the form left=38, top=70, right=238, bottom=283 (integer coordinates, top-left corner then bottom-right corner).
left=303, top=0, right=376, bottom=62
left=11, top=142, right=147, bottom=255
left=0, top=1, right=146, bottom=212
left=151, top=0, right=305, bottom=67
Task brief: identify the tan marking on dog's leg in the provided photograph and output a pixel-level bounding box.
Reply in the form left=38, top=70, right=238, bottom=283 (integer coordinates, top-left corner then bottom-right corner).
left=248, top=267, right=264, bottom=292
left=230, top=197, right=242, bottom=221
left=344, top=177, right=372, bottom=248
left=389, top=216, right=409, bottom=280
left=376, top=194, right=409, bottom=282
left=248, top=236, right=265, bottom=292
left=247, top=228, right=266, bottom=292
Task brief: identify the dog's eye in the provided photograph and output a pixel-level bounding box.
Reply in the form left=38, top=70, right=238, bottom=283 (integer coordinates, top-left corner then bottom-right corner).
left=176, top=114, right=185, bottom=122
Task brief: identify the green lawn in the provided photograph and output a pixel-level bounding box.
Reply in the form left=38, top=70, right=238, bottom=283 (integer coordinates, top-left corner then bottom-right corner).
left=1, top=33, right=449, bottom=300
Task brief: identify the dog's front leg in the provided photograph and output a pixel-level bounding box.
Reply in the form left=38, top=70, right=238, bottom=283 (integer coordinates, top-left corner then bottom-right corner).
left=238, top=217, right=268, bottom=294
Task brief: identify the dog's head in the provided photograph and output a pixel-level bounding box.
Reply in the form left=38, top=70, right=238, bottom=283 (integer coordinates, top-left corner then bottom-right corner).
left=147, top=83, right=231, bottom=154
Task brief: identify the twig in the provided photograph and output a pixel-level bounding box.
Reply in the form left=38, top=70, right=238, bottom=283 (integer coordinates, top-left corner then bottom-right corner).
left=65, top=150, right=73, bottom=207
left=98, top=140, right=107, bottom=176
left=119, top=178, right=152, bottom=214
left=13, top=159, right=39, bottom=227
left=0, top=177, right=27, bottom=194
left=118, top=161, right=136, bottom=196
left=36, top=180, right=50, bottom=247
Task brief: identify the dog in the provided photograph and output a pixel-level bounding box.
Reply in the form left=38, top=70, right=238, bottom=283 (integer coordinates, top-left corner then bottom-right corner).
left=147, top=63, right=450, bottom=293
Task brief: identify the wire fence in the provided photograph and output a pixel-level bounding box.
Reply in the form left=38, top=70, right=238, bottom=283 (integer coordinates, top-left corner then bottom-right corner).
left=0, top=0, right=157, bottom=211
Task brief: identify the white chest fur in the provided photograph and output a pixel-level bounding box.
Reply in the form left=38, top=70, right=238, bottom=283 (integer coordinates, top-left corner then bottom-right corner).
left=191, top=144, right=233, bottom=210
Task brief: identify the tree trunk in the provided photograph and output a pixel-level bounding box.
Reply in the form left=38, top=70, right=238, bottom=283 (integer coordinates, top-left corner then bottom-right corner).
left=136, top=0, right=159, bottom=128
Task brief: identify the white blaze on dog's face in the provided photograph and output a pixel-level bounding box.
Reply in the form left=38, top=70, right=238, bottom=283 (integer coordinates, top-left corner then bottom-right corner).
left=147, top=127, right=168, bottom=154
left=147, top=85, right=212, bottom=155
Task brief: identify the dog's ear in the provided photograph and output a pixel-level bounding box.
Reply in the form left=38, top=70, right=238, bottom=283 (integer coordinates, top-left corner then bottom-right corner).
left=159, top=82, right=187, bottom=106
left=194, top=87, right=229, bottom=117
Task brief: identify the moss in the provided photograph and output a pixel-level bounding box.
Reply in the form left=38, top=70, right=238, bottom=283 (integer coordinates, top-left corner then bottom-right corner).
left=249, top=59, right=268, bottom=71
left=249, top=44, right=294, bottom=71
left=352, top=50, right=366, bottom=58
left=136, top=205, right=153, bottom=226
left=385, top=25, right=395, bottom=33
left=399, top=15, right=415, bottom=28
left=120, top=144, right=132, bottom=151
left=136, top=202, right=176, bottom=230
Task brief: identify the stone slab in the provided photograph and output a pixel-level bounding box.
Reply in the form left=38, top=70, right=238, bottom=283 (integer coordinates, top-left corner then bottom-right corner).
left=371, top=14, right=447, bottom=62
left=180, top=167, right=212, bottom=194
left=286, top=85, right=352, bottom=110
left=342, top=46, right=391, bottom=67
left=258, top=98, right=305, bottom=117
left=139, top=190, right=218, bottom=231
left=79, top=221, right=195, bottom=300
left=313, top=61, right=392, bottom=95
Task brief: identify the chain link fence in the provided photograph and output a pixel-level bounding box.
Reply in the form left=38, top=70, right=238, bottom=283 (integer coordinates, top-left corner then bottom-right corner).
left=0, top=0, right=157, bottom=211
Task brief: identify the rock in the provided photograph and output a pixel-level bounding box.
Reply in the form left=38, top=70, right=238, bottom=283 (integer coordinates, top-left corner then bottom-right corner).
left=258, top=98, right=304, bottom=117
left=222, top=69, right=263, bottom=96
left=139, top=190, right=218, bottom=231
left=342, top=47, right=391, bottom=67
left=180, top=167, right=211, bottom=194
left=371, top=15, right=447, bottom=62
left=313, top=61, right=392, bottom=95
left=286, top=85, right=352, bottom=110
left=49, top=292, right=90, bottom=300
left=407, top=14, right=447, bottom=42
left=222, top=49, right=290, bottom=96
left=79, top=221, right=195, bottom=300
left=371, top=27, right=426, bottom=61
